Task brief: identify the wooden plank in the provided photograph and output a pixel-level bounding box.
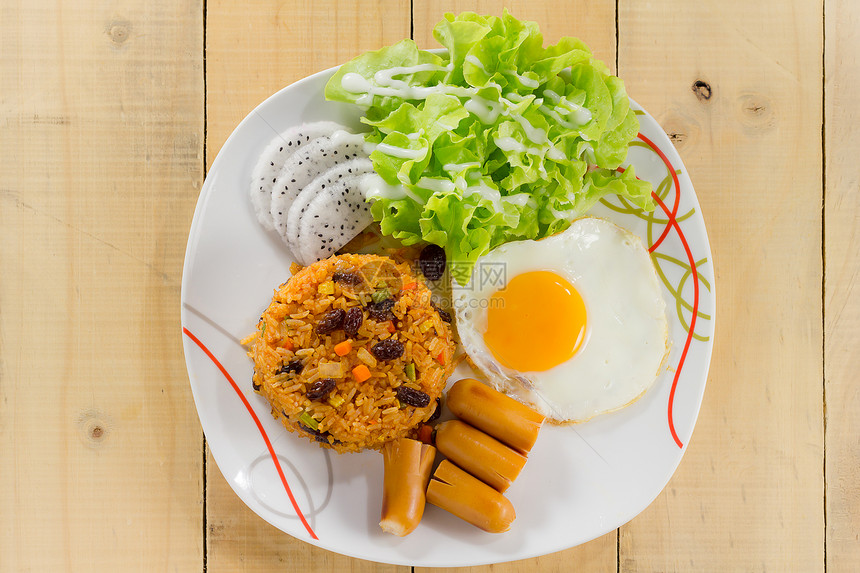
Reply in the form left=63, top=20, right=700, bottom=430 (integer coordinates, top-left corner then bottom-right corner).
left=618, top=1, right=824, bottom=570
left=0, top=0, right=204, bottom=571
left=411, top=3, right=619, bottom=572
left=204, top=2, right=410, bottom=570
left=824, top=0, right=860, bottom=570
left=206, top=0, right=412, bottom=169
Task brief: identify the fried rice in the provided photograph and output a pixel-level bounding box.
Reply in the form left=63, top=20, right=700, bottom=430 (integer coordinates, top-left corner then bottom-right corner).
left=245, top=253, right=456, bottom=453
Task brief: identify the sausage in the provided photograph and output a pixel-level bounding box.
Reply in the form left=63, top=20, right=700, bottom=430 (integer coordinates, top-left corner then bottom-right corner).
left=446, top=378, right=546, bottom=454
left=379, top=438, right=436, bottom=536
left=434, top=420, right=527, bottom=493
left=425, top=459, right=516, bottom=533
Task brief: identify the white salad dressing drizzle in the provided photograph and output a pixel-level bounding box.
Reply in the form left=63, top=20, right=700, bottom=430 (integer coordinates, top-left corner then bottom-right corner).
left=464, top=179, right=503, bottom=211
left=464, top=55, right=489, bottom=73
left=542, top=89, right=593, bottom=125
left=360, top=173, right=425, bottom=204
left=374, top=142, right=427, bottom=160
left=442, top=162, right=481, bottom=173
left=416, top=176, right=457, bottom=193
left=342, top=60, right=594, bottom=178
left=506, top=69, right=539, bottom=89
left=501, top=193, right=531, bottom=207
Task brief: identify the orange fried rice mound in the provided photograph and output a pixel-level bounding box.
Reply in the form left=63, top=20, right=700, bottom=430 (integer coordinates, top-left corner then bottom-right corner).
left=245, top=254, right=456, bottom=453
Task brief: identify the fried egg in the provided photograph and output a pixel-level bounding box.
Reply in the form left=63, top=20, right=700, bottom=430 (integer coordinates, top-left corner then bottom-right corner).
left=453, top=217, right=669, bottom=423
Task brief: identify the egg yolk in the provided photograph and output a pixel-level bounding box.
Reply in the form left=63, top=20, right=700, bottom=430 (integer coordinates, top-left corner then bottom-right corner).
left=483, top=270, right=587, bottom=372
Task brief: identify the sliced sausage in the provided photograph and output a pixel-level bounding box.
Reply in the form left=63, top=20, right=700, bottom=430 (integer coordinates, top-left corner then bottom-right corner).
left=446, top=378, right=546, bottom=454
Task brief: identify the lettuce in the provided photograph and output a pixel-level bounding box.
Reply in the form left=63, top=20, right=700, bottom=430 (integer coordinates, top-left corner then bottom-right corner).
left=325, top=10, right=653, bottom=283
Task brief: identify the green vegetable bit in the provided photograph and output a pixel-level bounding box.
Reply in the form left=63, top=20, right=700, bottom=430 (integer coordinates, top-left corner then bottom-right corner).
left=299, top=411, right=319, bottom=431
left=404, top=362, right=416, bottom=381
left=371, top=288, right=391, bottom=304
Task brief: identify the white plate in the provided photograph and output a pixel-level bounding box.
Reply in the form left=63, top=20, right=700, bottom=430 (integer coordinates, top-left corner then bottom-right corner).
left=181, top=62, right=715, bottom=567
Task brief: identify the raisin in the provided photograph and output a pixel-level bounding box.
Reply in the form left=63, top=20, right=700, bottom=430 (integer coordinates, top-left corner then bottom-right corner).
left=396, top=386, right=431, bottom=408
left=297, top=423, right=342, bottom=445
left=367, top=298, right=395, bottom=322
left=431, top=302, right=452, bottom=323
left=343, top=307, right=363, bottom=337
left=252, top=380, right=262, bottom=392
left=306, top=378, right=337, bottom=401
left=332, top=271, right=363, bottom=286
left=427, top=397, right=442, bottom=421
left=418, top=244, right=446, bottom=281
left=371, top=338, right=404, bottom=360
left=316, top=308, right=346, bottom=334
left=277, top=360, right=304, bottom=375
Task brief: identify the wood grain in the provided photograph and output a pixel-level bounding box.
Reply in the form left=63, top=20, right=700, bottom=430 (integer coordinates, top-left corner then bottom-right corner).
left=618, top=1, right=824, bottom=570
left=411, top=3, right=619, bottom=572
left=824, top=0, right=860, bottom=570
left=0, top=0, right=204, bottom=571
left=206, top=0, right=411, bottom=169
left=204, top=2, right=410, bottom=570
left=4, top=0, right=858, bottom=570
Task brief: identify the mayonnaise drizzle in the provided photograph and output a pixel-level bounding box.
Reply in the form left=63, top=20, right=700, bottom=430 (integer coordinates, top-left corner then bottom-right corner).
left=342, top=60, right=595, bottom=172
left=375, top=142, right=427, bottom=160
left=464, top=54, right=488, bottom=74
left=443, top=161, right=481, bottom=173
left=360, top=173, right=425, bottom=204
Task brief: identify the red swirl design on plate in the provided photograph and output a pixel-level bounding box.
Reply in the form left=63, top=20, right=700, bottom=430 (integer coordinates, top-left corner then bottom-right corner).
left=183, top=327, right=320, bottom=540
left=636, top=132, right=700, bottom=449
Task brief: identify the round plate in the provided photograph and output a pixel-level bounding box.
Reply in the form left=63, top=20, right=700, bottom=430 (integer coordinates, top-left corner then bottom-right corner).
left=181, top=62, right=715, bottom=567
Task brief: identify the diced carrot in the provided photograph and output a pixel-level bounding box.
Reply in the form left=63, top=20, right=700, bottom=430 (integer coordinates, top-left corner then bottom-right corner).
left=403, top=281, right=418, bottom=290
left=352, top=364, right=372, bottom=383
left=435, top=350, right=445, bottom=364
left=334, top=340, right=352, bottom=356
left=417, top=423, right=433, bottom=445
left=282, top=338, right=294, bottom=351
left=385, top=321, right=396, bottom=333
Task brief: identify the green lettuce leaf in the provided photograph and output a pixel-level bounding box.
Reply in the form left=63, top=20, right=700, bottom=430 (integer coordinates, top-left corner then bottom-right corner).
left=325, top=9, right=653, bottom=283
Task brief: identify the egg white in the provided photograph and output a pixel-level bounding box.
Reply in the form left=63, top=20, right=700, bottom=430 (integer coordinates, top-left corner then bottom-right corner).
left=453, top=216, right=669, bottom=423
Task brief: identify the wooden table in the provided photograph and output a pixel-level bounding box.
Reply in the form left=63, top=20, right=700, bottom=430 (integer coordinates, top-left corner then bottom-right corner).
left=2, top=1, right=857, bottom=570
